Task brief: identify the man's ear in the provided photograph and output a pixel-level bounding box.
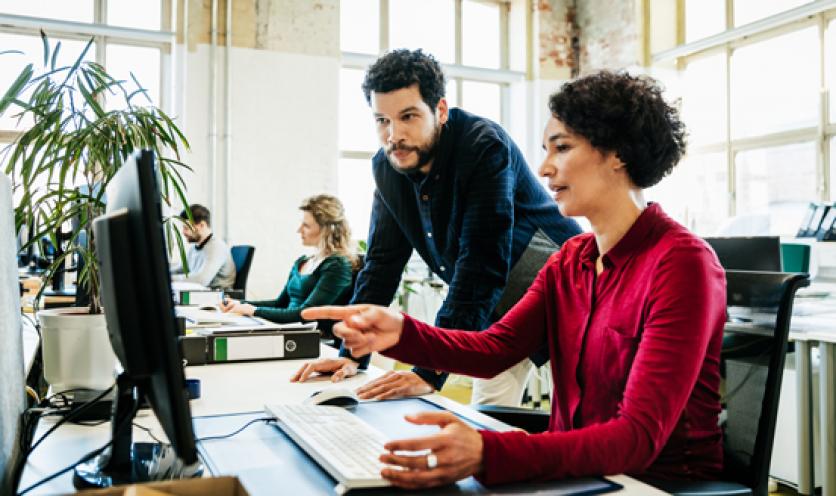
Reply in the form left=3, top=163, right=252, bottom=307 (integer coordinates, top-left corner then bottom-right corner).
left=436, top=98, right=449, bottom=126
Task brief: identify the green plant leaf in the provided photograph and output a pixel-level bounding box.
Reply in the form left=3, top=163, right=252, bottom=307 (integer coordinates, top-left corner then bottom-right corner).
left=2, top=33, right=193, bottom=314
left=0, top=63, right=33, bottom=116
left=40, top=30, right=50, bottom=68
left=50, top=41, right=61, bottom=71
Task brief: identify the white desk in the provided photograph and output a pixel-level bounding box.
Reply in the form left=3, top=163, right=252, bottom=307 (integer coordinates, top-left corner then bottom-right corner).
left=19, top=345, right=665, bottom=495
left=781, top=282, right=836, bottom=496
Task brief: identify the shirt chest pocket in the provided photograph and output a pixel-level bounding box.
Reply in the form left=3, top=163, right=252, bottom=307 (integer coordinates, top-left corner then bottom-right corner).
left=599, top=322, right=642, bottom=394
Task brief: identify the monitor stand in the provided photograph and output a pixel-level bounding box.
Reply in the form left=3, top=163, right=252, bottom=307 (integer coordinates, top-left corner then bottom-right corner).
left=72, top=373, right=203, bottom=488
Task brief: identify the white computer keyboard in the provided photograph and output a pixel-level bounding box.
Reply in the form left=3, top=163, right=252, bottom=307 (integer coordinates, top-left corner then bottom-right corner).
left=264, top=403, right=392, bottom=491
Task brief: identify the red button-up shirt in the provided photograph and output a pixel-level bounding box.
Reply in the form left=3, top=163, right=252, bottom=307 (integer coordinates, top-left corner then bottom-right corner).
left=384, top=203, right=726, bottom=485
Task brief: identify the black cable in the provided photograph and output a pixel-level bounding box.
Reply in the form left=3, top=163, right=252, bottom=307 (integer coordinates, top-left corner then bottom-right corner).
left=17, top=399, right=140, bottom=495
left=196, top=417, right=274, bottom=442
left=16, top=440, right=112, bottom=496
left=132, top=422, right=164, bottom=444
left=24, top=384, right=114, bottom=461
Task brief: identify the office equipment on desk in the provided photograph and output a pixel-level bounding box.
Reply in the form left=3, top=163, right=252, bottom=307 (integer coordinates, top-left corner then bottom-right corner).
left=196, top=400, right=623, bottom=496
left=797, top=202, right=831, bottom=238
left=67, top=150, right=203, bottom=488
left=0, top=174, right=25, bottom=495
left=179, top=324, right=320, bottom=365
left=705, top=236, right=782, bottom=271
left=176, top=305, right=270, bottom=327
left=178, top=289, right=224, bottom=306
left=305, top=387, right=359, bottom=407
left=171, top=280, right=209, bottom=303
left=817, top=204, right=836, bottom=241
left=266, top=404, right=392, bottom=491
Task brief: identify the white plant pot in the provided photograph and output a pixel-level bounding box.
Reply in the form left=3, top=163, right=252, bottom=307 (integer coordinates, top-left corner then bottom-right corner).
left=39, top=307, right=117, bottom=391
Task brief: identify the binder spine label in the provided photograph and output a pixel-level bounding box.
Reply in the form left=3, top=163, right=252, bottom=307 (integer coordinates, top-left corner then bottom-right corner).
left=213, top=335, right=285, bottom=361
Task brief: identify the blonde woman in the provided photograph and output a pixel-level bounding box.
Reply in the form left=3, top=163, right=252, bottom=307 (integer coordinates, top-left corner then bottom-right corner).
left=221, top=195, right=355, bottom=323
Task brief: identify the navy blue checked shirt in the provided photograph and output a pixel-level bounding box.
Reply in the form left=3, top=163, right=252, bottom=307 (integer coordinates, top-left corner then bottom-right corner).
left=341, top=108, right=582, bottom=389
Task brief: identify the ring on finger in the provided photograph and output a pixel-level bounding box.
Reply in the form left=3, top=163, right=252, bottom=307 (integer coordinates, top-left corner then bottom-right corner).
left=426, top=453, right=437, bottom=470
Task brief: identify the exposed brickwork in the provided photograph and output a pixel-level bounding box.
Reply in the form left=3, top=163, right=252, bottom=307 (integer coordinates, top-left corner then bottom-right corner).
left=179, top=0, right=338, bottom=56
left=537, top=0, right=577, bottom=79
left=575, top=0, right=640, bottom=73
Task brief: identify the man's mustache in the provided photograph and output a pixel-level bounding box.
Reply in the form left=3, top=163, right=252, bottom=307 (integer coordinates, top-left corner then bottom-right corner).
left=386, top=143, right=419, bottom=153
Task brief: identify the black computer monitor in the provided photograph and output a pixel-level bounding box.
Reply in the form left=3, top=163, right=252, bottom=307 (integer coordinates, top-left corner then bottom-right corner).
left=73, top=150, right=201, bottom=488
left=704, top=236, right=782, bottom=272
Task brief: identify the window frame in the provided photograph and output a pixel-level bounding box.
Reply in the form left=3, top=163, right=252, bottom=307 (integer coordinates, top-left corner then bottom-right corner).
left=339, top=0, right=523, bottom=160
left=655, top=1, right=836, bottom=225
left=0, top=1, right=173, bottom=144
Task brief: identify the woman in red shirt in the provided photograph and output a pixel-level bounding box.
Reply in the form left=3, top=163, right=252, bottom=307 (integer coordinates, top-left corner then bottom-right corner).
left=303, top=71, right=726, bottom=489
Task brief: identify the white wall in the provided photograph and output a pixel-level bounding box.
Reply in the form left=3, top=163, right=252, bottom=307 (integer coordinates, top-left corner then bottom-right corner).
left=177, top=44, right=339, bottom=300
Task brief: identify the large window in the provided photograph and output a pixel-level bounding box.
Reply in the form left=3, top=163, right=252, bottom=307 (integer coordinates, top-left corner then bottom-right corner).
left=654, top=1, right=836, bottom=236
left=338, top=0, right=521, bottom=241
left=0, top=0, right=170, bottom=141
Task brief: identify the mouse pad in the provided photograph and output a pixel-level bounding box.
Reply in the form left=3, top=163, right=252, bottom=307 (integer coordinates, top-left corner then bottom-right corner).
left=194, top=398, right=623, bottom=495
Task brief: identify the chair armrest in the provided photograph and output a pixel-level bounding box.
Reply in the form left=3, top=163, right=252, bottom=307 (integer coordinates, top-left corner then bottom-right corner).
left=473, top=405, right=550, bottom=433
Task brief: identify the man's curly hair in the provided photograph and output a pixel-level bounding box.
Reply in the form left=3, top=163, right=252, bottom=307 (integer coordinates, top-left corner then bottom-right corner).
left=548, top=71, right=687, bottom=189
left=362, top=49, right=446, bottom=110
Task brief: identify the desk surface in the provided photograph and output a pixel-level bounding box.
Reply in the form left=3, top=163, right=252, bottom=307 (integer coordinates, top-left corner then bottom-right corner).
left=19, top=345, right=665, bottom=495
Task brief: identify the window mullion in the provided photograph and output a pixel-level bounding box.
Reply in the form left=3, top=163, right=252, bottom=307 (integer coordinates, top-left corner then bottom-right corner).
left=820, top=13, right=830, bottom=200
left=380, top=0, right=389, bottom=53
left=725, top=45, right=735, bottom=217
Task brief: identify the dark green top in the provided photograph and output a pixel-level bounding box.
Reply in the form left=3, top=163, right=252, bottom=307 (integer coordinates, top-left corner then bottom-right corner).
left=245, top=254, right=352, bottom=323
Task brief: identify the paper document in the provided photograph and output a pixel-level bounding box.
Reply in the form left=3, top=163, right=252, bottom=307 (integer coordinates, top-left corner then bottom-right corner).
left=177, top=306, right=262, bottom=326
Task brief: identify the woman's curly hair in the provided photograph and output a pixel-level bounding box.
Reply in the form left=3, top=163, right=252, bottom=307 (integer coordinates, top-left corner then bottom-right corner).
left=362, top=49, right=446, bottom=110
left=548, top=71, right=687, bottom=189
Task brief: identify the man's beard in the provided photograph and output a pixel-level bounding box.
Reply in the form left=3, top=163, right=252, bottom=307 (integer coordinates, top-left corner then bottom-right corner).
left=385, top=124, right=442, bottom=175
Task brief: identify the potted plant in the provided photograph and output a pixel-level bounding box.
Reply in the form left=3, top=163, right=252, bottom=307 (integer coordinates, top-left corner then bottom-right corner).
left=0, top=33, right=192, bottom=390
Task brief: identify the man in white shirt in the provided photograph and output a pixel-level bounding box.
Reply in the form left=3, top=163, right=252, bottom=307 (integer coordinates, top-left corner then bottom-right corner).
left=170, top=204, right=236, bottom=289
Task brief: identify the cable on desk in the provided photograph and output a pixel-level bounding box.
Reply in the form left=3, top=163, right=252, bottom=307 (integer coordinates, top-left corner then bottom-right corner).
left=196, top=417, right=275, bottom=442
left=16, top=399, right=140, bottom=496
left=16, top=439, right=113, bottom=496
left=27, top=385, right=114, bottom=455
left=133, top=422, right=165, bottom=444
left=20, top=311, right=40, bottom=339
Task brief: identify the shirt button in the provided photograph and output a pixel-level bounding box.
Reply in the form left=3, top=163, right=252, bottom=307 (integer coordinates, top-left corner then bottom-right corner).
left=435, top=175, right=440, bottom=180
left=440, top=266, right=446, bottom=272
left=422, top=194, right=429, bottom=201
left=427, top=232, right=433, bottom=238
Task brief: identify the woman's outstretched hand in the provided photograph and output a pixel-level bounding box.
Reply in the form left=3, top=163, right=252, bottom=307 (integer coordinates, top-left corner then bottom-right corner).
left=301, top=304, right=405, bottom=356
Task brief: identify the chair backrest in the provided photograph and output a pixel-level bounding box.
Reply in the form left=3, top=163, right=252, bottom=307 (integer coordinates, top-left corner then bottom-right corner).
left=780, top=242, right=811, bottom=273
left=722, top=270, right=809, bottom=495
left=231, top=245, right=255, bottom=298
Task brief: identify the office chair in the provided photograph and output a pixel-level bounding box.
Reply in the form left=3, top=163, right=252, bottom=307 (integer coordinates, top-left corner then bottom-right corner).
left=230, top=245, right=255, bottom=300
left=475, top=271, right=810, bottom=496
left=647, top=270, right=809, bottom=496
left=317, top=254, right=364, bottom=348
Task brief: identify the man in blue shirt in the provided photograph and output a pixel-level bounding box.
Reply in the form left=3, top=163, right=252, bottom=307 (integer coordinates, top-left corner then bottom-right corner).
left=292, top=49, right=581, bottom=405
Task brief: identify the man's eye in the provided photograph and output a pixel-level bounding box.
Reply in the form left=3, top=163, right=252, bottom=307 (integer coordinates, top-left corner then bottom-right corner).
left=376, top=118, right=388, bottom=125
left=556, top=144, right=570, bottom=152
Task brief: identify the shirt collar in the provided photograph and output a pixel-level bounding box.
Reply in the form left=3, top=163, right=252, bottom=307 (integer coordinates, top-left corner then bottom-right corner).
left=196, top=232, right=213, bottom=250
left=578, top=203, right=663, bottom=270
left=604, top=203, right=662, bottom=268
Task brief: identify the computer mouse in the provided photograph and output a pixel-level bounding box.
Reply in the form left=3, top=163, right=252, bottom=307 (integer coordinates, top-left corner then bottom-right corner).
left=304, top=387, right=360, bottom=408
